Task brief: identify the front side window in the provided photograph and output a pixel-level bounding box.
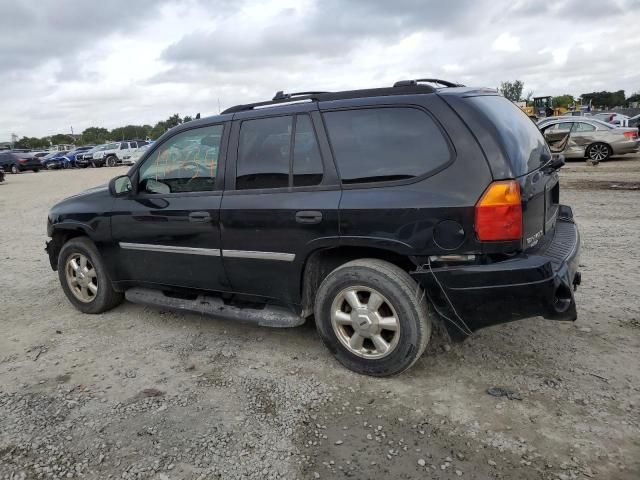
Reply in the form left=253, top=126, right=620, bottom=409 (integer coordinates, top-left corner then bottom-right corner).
left=323, top=107, right=450, bottom=184
left=138, top=124, right=223, bottom=193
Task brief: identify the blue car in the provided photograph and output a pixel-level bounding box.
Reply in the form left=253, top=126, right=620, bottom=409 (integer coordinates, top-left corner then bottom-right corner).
left=41, top=146, right=94, bottom=169
left=41, top=151, right=70, bottom=169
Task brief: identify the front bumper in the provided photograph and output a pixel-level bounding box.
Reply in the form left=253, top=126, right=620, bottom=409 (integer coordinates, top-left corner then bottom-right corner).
left=411, top=205, right=581, bottom=339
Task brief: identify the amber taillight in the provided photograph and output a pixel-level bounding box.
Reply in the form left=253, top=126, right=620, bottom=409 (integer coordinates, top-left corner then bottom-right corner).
left=475, top=180, right=523, bottom=241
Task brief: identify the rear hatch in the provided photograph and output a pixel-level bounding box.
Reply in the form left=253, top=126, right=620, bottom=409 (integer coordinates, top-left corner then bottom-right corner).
left=441, top=93, right=559, bottom=250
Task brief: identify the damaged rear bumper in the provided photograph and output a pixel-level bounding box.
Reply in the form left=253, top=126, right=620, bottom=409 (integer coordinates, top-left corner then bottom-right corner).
left=411, top=206, right=581, bottom=339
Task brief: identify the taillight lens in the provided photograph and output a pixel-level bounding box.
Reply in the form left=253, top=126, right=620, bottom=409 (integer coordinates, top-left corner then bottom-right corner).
left=623, top=131, right=638, bottom=139
left=19, top=158, right=28, bottom=164
left=475, top=180, right=522, bottom=241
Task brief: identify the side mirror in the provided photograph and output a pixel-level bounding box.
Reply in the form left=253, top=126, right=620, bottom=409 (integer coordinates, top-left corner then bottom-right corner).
left=140, top=178, right=171, bottom=195
left=109, top=175, right=132, bottom=197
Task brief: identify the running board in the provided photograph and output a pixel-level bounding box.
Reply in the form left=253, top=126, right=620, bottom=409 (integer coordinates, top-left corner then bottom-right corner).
left=125, top=288, right=305, bottom=328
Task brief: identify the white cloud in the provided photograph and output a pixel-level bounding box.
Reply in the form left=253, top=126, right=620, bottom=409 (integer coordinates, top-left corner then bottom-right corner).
left=492, top=33, right=521, bottom=52
left=0, top=0, right=639, bottom=140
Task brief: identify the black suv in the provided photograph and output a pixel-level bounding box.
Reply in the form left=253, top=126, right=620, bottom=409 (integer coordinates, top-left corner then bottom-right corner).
left=46, top=80, right=581, bottom=376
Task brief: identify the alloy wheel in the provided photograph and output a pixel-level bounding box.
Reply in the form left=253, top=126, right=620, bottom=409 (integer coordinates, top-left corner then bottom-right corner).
left=330, top=286, right=401, bottom=359
left=65, top=253, right=98, bottom=303
left=589, top=144, right=609, bottom=162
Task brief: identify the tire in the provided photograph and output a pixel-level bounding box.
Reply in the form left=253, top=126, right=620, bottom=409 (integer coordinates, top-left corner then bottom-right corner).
left=57, top=237, right=124, bottom=314
left=314, top=259, right=431, bottom=376
left=33, top=169, right=39, bottom=173
left=586, top=142, right=611, bottom=162
left=10, top=164, right=19, bottom=174
left=106, top=156, right=117, bottom=167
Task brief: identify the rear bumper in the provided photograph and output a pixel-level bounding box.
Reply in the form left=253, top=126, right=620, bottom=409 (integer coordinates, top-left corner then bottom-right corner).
left=612, top=139, right=640, bottom=155
left=411, top=205, right=580, bottom=339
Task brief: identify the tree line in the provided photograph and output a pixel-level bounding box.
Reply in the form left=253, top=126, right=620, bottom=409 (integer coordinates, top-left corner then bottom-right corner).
left=14, top=113, right=198, bottom=150
left=498, top=80, right=638, bottom=109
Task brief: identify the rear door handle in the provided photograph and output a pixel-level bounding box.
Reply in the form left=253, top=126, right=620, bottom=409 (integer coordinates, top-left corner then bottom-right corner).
left=295, top=210, right=322, bottom=224
left=189, top=211, right=211, bottom=222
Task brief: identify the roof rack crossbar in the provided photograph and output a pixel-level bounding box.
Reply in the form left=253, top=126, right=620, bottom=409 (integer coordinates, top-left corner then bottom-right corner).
left=273, top=90, right=331, bottom=101
left=393, top=78, right=465, bottom=88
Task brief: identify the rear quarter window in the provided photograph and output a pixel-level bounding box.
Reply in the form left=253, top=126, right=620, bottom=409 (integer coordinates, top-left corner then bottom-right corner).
left=466, top=96, right=551, bottom=176
left=323, top=107, right=451, bottom=184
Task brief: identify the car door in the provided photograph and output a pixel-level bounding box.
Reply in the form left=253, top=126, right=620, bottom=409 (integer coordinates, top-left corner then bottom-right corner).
left=569, top=121, right=598, bottom=155
left=220, top=106, right=340, bottom=305
left=108, top=122, right=231, bottom=292
left=543, top=122, right=573, bottom=153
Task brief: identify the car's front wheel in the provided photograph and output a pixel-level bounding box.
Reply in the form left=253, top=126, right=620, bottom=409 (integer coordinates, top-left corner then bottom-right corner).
left=57, top=237, right=124, bottom=314
left=314, top=259, right=431, bottom=376
left=105, top=155, right=117, bottom=167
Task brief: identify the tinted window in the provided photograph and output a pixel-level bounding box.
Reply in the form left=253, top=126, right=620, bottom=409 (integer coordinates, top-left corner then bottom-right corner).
left=573, top=122, right=596, bottom=132
left=237, top=116, right=292, bottom=190
left=466, top=96, right=551, bottom=175
left=293, top=115, right=323, bottom=187
left=323, top=107, right=449, bottom=184
left=138, top=124, right=223, bottom=193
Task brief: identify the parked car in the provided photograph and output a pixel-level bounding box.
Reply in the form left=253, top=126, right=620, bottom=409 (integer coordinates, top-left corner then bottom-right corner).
left=76, top=144, right=109, bottom=168
left=539, top=118, right=639, bottom=161
left=41, top=151, right=71, bottom=169
left=128, top=143, right=152, bottom=164
left=46, top=80, right=581, bottom=376
left=32, top=151, right=50, bottom=159
left=593, top=112, right=629, bottom=126
left=0, top=151, right=42, bottom=173
left=64, top=146, right=94, bottom=168
left=628, top=113, right=640, bottom=130
left=94, top=141, right=149, bottom=167
left=49, top=144, right=75, bottom=152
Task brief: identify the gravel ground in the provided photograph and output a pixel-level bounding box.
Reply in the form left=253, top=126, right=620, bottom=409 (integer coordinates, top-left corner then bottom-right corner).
left=1, top=157, right=639, bottom=480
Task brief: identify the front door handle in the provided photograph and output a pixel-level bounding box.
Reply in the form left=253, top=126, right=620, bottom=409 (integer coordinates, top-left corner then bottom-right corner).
left=189, top=211, right=211, bottom=223
left=295, top=210, right=322, bottom=224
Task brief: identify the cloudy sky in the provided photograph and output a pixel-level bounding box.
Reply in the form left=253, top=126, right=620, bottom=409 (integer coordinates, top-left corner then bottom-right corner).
left=1, top=0, right=639, bottom=140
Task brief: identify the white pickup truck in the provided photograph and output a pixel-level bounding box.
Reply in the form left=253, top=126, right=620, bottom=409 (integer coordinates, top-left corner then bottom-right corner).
left=93, top=141, right=148, bottom=167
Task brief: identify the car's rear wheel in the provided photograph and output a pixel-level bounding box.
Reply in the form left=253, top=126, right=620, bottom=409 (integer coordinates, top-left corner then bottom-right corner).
left=57, top=237, right=124, bottom=314
left=587, top=142, right=611, bottom=162
left=314, top=259, right=431, bottom=376
left=106, top=156, right=117, bottom=167
left=10, top=164, right=19, bottom=174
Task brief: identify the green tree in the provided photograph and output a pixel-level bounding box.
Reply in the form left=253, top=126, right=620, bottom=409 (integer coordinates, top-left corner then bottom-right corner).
left=49, top=133, right=75, bottom=145
left=553, top=94, right=575, bottom=109
left=627, top=92, right=640, bottom=104
left=183, top=115, right=193, bottom=123
left=580, top=90, right=625, bottom=108
left=165, top=114, right=182, bottom=129
left=15, top=136, right=49, bottom=149
left=150, top=121, right=167, bottom=140
left=499, top=80, right=524, bottom=102
left=80, top=127, right=110, bottom=145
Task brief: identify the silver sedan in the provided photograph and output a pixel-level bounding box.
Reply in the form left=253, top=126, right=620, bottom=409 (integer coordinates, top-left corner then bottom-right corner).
left=538, top=118, right=639, bottom=162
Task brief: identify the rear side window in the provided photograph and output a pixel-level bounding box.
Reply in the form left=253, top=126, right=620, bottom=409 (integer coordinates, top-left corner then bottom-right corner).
left=466, top=95, right=551, bottom=175
left=293, top=115, right=323, bottom=186
left=236, top=114, right=324, bottom=190
left=237, top=116, right=291, bottom=189
left=323, top=107, right=450, bottom=184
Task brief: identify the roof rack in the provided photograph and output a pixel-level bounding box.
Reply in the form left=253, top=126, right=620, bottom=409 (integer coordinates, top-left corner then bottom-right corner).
left=393, top=78, right=465, bottom=88
left=221, top=82, right=441, bottom=115
left=272, top=90, right=330, bottom=101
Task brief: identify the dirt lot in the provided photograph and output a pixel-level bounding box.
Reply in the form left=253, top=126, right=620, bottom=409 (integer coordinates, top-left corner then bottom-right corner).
left=1, top=157, right=639, bottom=480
